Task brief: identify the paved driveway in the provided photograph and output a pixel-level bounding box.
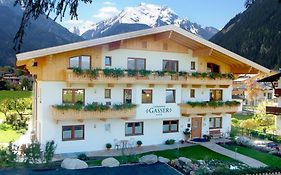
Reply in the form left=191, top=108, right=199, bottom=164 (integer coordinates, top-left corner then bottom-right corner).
left=0, top=163, right=182, bottom=175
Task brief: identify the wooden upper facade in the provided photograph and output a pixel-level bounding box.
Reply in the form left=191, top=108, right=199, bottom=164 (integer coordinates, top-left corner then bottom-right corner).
left=16, top=25, right=270, bottom=81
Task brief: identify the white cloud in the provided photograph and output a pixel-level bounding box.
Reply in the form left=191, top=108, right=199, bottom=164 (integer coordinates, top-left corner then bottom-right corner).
left=93, top=6, right=120, bottom=20
left=103, top=1, right=115, bottom=6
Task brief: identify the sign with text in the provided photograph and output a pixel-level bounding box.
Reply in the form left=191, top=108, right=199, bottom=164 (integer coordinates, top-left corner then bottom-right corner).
left=136, top=104, right=180, bottom=119
left=145, top=106, right=172, bottom=116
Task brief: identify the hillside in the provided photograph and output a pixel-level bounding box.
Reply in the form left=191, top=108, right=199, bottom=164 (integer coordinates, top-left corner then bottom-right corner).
left=210, top=0, right=281, bottom=69
left=0, top=0, right=83, bottom=66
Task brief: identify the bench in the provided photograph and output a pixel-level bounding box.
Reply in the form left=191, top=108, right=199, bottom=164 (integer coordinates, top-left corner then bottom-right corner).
left=209, top=130, right=222, bottom=138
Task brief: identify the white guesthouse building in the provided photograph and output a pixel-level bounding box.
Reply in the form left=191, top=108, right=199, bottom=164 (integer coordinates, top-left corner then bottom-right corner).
left=16, top=26, right=270, bottom=154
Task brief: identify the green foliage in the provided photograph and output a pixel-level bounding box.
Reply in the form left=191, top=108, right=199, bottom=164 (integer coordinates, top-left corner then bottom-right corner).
left=20, top=76, right=32, bottom=91
left=85, top=69, right=99, bottom=78
left=106, top=143, right=112, bottom=149
left=156, top=71, right=165, bottom=76
left=43, top=140, right=57, bottom=165
left=138, top=69, right=151, bottom=76
left=77, top=153, right=89, bottom=161
left=73, top=67, right=83, bottom=75
left=112, top=103, right=136, bottom=110
left=254, top=101, right=275, bottom=126
left=127, top=69, right=138, bottom=77
left=186, top=101, right=240, bottom=108
left=165, top=139, right=175, bottom=145
left=84, top=103, right=110, bottom=111
left=54, top=102, right=83, bottom=111
left=103, top=68, right=124, bottom=78
left=191, top=72, right=201, bottom=77
left=23, top=139, right=43, bottom=164
left=201, top=72, right=208, bottom=78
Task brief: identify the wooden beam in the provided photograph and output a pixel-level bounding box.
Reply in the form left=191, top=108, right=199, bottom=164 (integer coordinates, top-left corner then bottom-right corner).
left=100, top=119, right=107, bottom=122
left=193, top=48, right=213, bottom=57
left=108, top=83, right=114, bottom=88
left=126, top=84, right=132, bottom=88
left=182, top=84, right=188, bottom=88
left=77, top=119, right=84, bottom=123
left=88, top=83, right=94, bottom=87
left=231, top=66, right=258, bottom=74
left=168, top=84, right=173, bottom=88
left=192, top=85, right=201, bottom=88
left=181, top=114, right=190, bottom=117
left=149, top=84, right=155, bottom=88
left=154, top=31, right=173, bottom=41
left=219, top=85, right=230, bottom=88
left=206, top=85, right=216, bottom=88
left=121, top=117, right=128, bottom=121
left=108, top=41, right=121, bottom=51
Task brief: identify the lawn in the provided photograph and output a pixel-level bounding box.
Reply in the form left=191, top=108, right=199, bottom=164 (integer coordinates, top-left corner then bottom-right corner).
left=87, top=145, right=236, bottom=166
left=0, top=90, right=32, bottom=101
left=0, top=128, right=21, bottom=143
left=232, top=113, right=254, bottom=121
left=223, top=144, right=281, bottom=168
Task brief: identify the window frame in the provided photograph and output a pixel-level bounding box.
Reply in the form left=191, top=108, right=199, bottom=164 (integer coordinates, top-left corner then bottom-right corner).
left=125, top=122, right=144, bottom=136
left=191, top=61, right=196, bottom=70
left=163, top=120, right=179, bottom=133
left=69, top=55, right=91, bottom=70
left=62, top=125, right=84, bottom=141
left=209, top=117, right=222, bottom=129
left=166, top=89, right=176, bottom=103
left=162, top=60, right=179, bottom=72
left=104, top=89, right=111, bottom=99
left=62, top=89, right=85, bottom=105
left=207, top=63, right=220, bottom=73
left=123, top=89, right=132, bottom=104
left=141, top=89, right=153, bottom=104
left=210, top=89, right=223, bottom=101
left=190, top=89, right=195, bottom=98
left=127, top=58, right=146, bottom=70
left=105, top=56, right=112, bottom=66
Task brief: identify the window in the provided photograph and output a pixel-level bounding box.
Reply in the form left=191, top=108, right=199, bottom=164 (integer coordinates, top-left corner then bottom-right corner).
left=190, top=89, right=195, bottom=98
left=105, top=89, right=111, bottom=99
left=191, top=61, right=196, bottom=70
left=127, top=58, right=146, bottom=70
left=105, top=56, right=112, bottom=66
left=163, top=120, right=179, bottom=133
left=62, top=125, right=84, bottom=141
left=125, top=122, right=143, bottom=136
left=142, top=89, right=152, bottom=104
left=166, top=89, right=176, bottom=103
left=268, top=93, right=272, bottom=100
left=207, top=63, right=220, bottom=73
left=209, top=117, right=222, bottom=129
left=210, top=89, right=223, bottom=101
left=69, top=56, right=90, bottom=70
left=163, top=60, right=178, bottom=72
left=124, top=89, right=132, bottom=104
left=62, top=89, right=84, bottom=104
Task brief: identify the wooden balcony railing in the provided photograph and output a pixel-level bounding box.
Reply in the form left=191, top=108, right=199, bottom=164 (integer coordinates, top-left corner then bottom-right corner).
left=274, top=89, right=281, bottom=97
left=179, top=104, right=239, bottom=116
left=65, top=69, right=233, bottom=86
left=266, top=106, right=281, bottom=115
left=51, top=106, right=136, bottom=122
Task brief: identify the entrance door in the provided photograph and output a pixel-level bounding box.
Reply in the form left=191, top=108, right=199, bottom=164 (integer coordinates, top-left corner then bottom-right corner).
left=191, top=117, right=202, bottom=138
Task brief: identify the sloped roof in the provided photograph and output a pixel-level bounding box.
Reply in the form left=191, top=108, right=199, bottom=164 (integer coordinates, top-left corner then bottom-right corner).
left=257, top=72, right=281, bottom=82
left=16, top=25, right=270, bottom=73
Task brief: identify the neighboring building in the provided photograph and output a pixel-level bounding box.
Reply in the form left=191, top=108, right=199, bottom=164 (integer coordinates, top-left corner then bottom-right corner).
left=258, top=73, right=281, bottom=135
left=232, top=74, right=276, bottom=106
left=16, top=25, right=269, bottom=154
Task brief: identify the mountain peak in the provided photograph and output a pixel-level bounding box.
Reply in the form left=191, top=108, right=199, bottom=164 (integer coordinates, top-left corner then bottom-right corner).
left=73, top=3, right=218, bottom=40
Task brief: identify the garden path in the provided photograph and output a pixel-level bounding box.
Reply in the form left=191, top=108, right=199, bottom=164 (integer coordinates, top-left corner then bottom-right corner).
left=200, top=142, right=267, bottom=168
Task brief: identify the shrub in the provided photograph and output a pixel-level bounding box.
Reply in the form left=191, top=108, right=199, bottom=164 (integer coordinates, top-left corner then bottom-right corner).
left=165, top=139, right=175, bottom=145
left=156, top=71, right=165, bottom=76
left=136, top=140, right=142, bottom=146
left=85, top=69, right=99, bottom=78
left=77, top=153, right=89, bottom=161
left=127, top=69, right=138, bottom=77
left=106, top=143, right=112, bottom=149
left=103, top=68, right=124, bottom=78
left=239, top=119, right=258, bottom=130
left=43, top=140, right=57, bottom=164
left=54, top=102, right=83, bottom=111
left=191, top=72, right=201, bottom=77
left=138, top=69, right=151, bottom=77
left=201, top=72, right=208, bottom=78
left=23, top=139, right=42, bottom=164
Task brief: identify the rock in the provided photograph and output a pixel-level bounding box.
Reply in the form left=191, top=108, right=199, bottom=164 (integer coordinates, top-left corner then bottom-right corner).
left=178, top=157, right=192, bottom=165
left=197, top=160, right=205, bottom=165
left=158, top=156, right=170, bottom=163
left=190, top=171, right=195, bottom=175
left=139, top=154, right=158, bottom=164
left=101, top=157, right=120, bottom=167
left=61, top=158, right=88, bottom=170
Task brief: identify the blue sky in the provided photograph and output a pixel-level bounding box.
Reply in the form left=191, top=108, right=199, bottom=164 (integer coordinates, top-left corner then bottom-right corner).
left=60, top=0, right=246, bottom=30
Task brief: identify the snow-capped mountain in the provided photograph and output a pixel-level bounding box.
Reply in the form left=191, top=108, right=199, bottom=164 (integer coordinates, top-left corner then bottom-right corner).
left=73, top=3, right=218, bottom=40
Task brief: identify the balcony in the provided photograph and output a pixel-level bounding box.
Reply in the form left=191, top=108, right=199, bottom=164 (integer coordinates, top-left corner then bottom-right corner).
left=51, top=106, right=136, bottom=122
left=266, top=106, right=281, bottom=115
left=65, top=69, right=233, bottom=86
left=179, top=103, right=239, bottom=116
left=275, top=89, right=281, bottom=97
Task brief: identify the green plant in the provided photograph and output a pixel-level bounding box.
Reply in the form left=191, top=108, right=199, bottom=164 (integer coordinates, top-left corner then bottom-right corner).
left=43, top=140, right=56, bottom=164
left=127, top=69, right=138, bottom=77
left=191, top=72, right=201, bottom=77
left=208, top=72, right=219, bottom=79
left=112, top=103, right=136, bottom=110
left=73, top=67, right=83, bottom=75
left=54, top=102, right=83, bottom=111
left=84, top=103, right=110, bottom=111
left=23, top=139, right=42, bottom=164
left=138, top=69, right=151, bottom=77
left=77, top=153, right=89, bottom=161
left=85, top=69, right=99, bottom=78
left=103, top=68, right=124, bottom=78
left=136, top=140, right=142, bottom=146
left=156, top=71, right=165, bottom=76
left=179, top=71, right=187, bottom=77
left=106, top=143, right=112, bottom=149
left=186, top=101, right=208, bottom=107
left=165, top=139, right=175, bottom=145
left=201, top=72, right=208, bottom=78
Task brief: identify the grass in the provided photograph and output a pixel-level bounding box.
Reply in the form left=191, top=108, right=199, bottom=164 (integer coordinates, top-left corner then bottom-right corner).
left=86, top=145, right=236, bottom=166
left=0, top=90, right=32, bottom=101
left=223, top=144, right=281, bottom=168
left=0, top=129, right=21, bottom=143
left=232, top=113, right=254, bottom=121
